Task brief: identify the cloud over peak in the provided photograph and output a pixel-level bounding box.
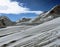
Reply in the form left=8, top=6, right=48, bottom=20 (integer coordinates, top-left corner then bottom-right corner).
left=0, top=0, right=43, bottom=14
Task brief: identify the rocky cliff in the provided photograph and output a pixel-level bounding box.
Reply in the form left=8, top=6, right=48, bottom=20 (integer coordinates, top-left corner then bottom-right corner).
left=0, top=16, right=16, bottom=27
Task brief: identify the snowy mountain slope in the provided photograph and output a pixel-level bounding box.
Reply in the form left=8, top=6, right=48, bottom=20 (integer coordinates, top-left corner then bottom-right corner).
left=0, top=5, right=60, bottom=47
left=16, top=5, right=60, bottom=26
left=0, top=26, right=33, bottom=36
left=26, top=5, right=60, bottom=24
left=0, top=17, right=60, bottom=46
left=7, top=26, right=60, bottom=47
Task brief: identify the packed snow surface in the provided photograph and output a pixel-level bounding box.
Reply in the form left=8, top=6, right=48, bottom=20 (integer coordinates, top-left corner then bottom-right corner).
left=0, top=17, right=60, bottom=47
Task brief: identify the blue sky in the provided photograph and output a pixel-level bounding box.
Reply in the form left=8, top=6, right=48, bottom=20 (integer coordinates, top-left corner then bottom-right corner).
left=0, top=0, right=60, bottom=21
left=12, top=0, right=60, bottom=11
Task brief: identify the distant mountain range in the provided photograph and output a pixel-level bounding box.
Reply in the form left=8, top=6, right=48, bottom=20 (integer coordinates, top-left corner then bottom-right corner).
left=0, top=5, right=60, bottom=27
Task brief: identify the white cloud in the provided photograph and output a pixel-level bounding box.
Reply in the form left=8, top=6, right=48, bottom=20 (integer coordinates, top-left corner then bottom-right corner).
left=0, top=0, right=43, bottom=14
left=23, top=11, right=43, bottom=14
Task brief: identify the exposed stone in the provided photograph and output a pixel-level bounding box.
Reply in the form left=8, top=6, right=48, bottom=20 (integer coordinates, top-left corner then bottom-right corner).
left=0, top=16, right=16, bottom=27
left=16, top=18, right=31, bottom=23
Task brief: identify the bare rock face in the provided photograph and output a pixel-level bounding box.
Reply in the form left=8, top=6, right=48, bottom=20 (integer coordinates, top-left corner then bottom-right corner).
left=0, top=20, right=5, bottom=28
left=50, top=5, right=60, bottom=15
left=46, top=5, right=60, bottom=18
left=0, top=16, right=16, bottom=27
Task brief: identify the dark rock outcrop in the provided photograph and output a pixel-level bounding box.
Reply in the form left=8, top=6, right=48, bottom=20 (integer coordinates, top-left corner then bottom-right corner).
left=0, top=16, right=16, bottom=27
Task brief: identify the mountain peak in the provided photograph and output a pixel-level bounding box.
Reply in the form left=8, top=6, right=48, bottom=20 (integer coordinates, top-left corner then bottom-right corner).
left=50, top=5, right=60, bottom=14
